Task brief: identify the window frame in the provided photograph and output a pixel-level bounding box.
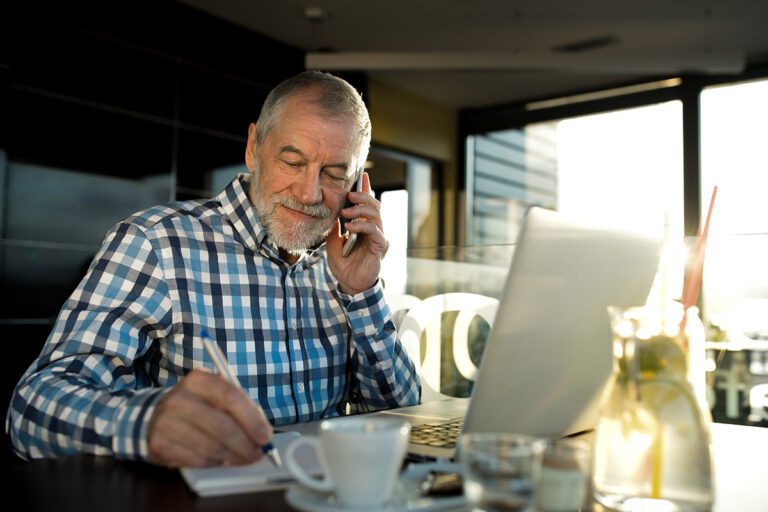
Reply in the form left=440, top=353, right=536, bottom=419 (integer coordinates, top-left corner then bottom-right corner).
left=459, top=63, right=768, bottom=240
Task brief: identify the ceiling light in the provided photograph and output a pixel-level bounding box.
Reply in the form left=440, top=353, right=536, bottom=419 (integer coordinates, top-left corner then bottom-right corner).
left=306, top=50, right=744, bottom=74
left=525, top=78, right=683, bottom=110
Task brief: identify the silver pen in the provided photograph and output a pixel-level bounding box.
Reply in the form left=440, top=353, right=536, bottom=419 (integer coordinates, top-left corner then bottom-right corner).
left=200, top=329, right=283, bottom=467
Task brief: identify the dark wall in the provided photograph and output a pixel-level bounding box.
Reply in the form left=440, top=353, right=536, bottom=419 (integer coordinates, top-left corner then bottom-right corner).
left=0, top=1, right=305, bottom=463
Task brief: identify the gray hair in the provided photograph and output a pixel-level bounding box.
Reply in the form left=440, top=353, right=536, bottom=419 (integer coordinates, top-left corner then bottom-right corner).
left=255, top=71, right=371, bottom=169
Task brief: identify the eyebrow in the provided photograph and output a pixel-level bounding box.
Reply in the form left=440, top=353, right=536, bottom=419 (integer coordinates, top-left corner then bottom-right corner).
left=277, top=145, right=350, bottom=172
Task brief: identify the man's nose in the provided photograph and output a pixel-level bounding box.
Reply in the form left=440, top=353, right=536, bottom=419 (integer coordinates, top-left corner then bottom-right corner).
left=293, top=168, right=324, bottom=204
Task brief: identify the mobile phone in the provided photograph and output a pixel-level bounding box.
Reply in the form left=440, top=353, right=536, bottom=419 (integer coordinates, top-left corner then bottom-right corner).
left=341, top=172, right=364, bottom=257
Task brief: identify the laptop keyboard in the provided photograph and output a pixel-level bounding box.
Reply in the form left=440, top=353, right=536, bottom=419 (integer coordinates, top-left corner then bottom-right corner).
left=409, top=417, right=464, bottom=448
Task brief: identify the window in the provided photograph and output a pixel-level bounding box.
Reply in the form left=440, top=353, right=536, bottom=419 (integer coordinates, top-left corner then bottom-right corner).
left=700, top=78, right=768, bottom=338
left=466, top=101, right=684, bottom=247
left=375, top=147, right=440, bottom=295
left=462, top=74, right=768, bottom=427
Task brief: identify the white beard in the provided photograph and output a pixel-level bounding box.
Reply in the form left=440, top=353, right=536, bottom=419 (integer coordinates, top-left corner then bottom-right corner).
left=251, top=175, right=335, bottom=254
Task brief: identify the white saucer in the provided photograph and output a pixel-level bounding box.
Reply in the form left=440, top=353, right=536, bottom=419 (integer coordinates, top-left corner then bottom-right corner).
left=285, top=462, right=467, bottom=512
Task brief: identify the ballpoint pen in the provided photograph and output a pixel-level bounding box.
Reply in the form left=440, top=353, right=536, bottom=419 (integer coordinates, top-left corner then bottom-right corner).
left=200, top=329, right=283, bottom=467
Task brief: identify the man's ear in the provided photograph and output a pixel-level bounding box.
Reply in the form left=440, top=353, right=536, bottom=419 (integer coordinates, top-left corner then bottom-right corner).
left=245, top=122, right=258, bottom=171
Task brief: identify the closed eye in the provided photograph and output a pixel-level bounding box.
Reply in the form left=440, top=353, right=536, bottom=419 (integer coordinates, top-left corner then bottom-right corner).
left=324, top=171, right=347, bottom=181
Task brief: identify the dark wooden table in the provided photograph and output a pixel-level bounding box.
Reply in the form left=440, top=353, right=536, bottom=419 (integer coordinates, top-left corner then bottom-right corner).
left=7, top=455, right=291, bottom=512
left=7, top=423, right=768, bottom=511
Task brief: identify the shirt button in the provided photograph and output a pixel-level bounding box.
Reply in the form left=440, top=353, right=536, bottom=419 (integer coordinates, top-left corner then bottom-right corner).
left=298, top=383, right=305, bottom=392
left=291, top=321, right=298, bottom=330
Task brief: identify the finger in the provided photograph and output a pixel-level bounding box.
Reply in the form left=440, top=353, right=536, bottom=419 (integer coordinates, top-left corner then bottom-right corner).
left=341, top=207, right=384, bottom=236
left=325, top=218, right=344, bottom=253
left=150, top=417, right=241, bottom=467
left=150, top=381, right=261, bottom=465
left=346, top=189, right=381, bottom=209
left=360, top=172, right=377, bottom=199
left=182, top=370, right=273, bottom=447
left=341, top=188, right=381, bottom=219
left=343, top=219, right=385, bottom=239
left=150, top=436, right=214, bottom=468
left=148, top=396, right=236, bottom=468
left=163, top=412, right=247, bottom=465
left=342, top=221, right=388, bottom=252
left=194, top=408, right=262, bottom=464
left=341, top=203, right=382, bottom=226
left=347, top=172, right=378, bottom=205
left=165, top=394, right=260, bottom=464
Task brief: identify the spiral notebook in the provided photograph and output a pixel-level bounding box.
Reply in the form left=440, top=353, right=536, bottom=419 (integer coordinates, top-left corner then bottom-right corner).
left=180, top=431, right=321, bottom=497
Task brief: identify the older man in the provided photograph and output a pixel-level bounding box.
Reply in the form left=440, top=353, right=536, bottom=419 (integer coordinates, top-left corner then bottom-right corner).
left=6, top=71, right=421, bottom=468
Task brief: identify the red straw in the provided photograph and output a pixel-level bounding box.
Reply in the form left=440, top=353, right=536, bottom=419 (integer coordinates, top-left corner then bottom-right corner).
left=682, top=186, right=718, bottom=310
left=679, top=186, right=718, bottom=348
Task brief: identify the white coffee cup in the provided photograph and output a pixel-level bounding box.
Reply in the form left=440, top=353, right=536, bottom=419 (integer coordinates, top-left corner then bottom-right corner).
left=284, top=417, right=411, bottom=508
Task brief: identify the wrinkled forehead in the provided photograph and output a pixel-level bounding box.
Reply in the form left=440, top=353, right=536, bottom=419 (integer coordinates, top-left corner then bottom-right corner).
left=286, top=91, right=369, bottom=152
left=275, top=100, right=366, bottom=167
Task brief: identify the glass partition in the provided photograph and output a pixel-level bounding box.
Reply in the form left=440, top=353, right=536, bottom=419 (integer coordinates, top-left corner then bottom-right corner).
left=386, top=233, right=768, bottom=428
left=382, top=244, right=515, bottom=399
left=702, top=233, right=768, bottom=428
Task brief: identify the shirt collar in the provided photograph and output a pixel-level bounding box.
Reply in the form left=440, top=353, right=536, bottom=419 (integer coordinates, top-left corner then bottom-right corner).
left=217, top=174, right=326, bottom=266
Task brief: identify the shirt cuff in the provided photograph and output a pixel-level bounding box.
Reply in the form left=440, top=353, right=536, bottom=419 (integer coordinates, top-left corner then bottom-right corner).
left=341, top=279, right=390, bottom=336
left=111, top=386, right=169, bottom=461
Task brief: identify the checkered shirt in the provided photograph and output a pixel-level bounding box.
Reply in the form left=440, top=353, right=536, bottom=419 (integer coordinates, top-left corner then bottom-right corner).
left=6, top=174, right=421, bottom=461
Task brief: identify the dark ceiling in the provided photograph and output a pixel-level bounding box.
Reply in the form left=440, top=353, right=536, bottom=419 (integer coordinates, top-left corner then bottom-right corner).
left=178, top=0, right=768, bottom=109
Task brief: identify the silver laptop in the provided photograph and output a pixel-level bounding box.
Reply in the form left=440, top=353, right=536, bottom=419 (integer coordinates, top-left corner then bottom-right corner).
left=377, top=206, right=662, bottom=458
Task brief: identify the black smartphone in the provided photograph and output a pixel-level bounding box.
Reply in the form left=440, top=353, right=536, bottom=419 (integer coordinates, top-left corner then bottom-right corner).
left=341, top=172, right=364, bottom=257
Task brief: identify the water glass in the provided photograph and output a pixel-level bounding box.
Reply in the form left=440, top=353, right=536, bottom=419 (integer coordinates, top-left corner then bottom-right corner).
left=459, top=432, right=546, bottom=512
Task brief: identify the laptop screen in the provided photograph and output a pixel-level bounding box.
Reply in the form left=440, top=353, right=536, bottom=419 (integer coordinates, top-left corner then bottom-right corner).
left=463, top=206, right=662, bottom=438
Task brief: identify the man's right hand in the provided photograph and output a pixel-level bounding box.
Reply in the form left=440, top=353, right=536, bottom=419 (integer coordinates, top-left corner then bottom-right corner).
left=146, top=369, right=273, bottom=468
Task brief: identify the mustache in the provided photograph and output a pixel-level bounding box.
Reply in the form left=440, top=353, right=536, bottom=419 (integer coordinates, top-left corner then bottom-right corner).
left=271, top=196, right=332, bottom=220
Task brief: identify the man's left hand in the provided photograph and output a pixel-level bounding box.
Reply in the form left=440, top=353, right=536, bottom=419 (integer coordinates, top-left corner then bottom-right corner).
left=326, top=172, right=389, bottom=295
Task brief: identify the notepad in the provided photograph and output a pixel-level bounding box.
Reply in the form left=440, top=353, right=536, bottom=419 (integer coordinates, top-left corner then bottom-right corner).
left=181, top=431, right=321, bottom=497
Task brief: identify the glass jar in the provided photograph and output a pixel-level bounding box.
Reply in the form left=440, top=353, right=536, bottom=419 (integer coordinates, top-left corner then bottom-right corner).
left=592, top=302, right=714, bottom=512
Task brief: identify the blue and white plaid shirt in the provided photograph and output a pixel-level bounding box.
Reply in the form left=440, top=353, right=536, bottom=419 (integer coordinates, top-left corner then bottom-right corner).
left=7, top=174, right=420, bottom=461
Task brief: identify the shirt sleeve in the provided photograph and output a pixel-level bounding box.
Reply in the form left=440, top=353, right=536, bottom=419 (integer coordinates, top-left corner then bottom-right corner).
left=340, top=280, right=421, bottom=411
left=5, top=221, right=173, bottom=461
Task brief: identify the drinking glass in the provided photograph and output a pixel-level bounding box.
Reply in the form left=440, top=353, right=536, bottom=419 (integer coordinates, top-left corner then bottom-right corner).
left=459, top=432, right=546, bottom=512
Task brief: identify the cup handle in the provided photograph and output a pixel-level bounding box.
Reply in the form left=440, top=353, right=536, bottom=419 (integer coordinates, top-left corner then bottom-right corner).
left=284, top=437, right=334, bottom=492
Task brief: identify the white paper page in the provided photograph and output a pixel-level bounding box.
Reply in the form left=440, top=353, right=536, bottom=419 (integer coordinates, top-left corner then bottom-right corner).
left=181, top=431, right=321, bottom=497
